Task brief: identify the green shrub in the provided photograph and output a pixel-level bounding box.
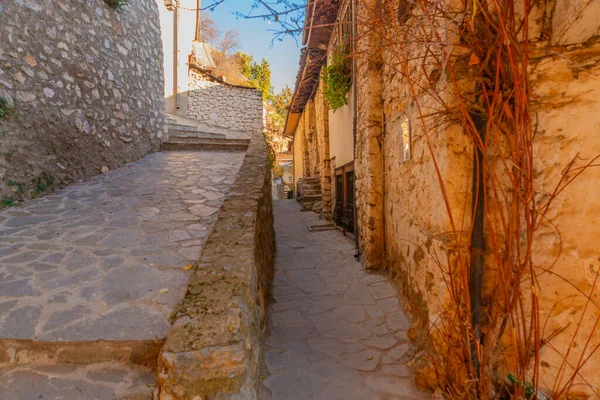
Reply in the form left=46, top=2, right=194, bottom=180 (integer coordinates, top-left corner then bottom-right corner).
left=321, top=51, right=352, bottom=111
left=104, top=0, right=128, bottom=11
left=0, top=97, right=7, bottom=119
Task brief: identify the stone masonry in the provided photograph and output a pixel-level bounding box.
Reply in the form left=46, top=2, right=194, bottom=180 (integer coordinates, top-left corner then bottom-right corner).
left=314, top=79, right=332, bottom=220
left=349, top=0, right=600, bottom=394
left=0, top=0, right=165, bottom=202
left=157, top=131, right=275, bottom=399
left=0, top=150, right=244, bottom=398
left=187, top=69, right=264, bottom=134
left=261, top=200, right=429, bottom=399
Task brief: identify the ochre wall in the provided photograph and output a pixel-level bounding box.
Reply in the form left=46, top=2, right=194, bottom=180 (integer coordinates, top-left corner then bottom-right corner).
left=290, top=78, right=333, bottom=215
left=328, top=85, right=355, bottom=169
left=378, top=71, right=473, bottom=370
left=305, top=100, right=320, bottom=176
left=528, top=54, right=600, bottom=391
left=293, top=117, right=305, bottom=191
left=353, top=0, right=600, bottom=394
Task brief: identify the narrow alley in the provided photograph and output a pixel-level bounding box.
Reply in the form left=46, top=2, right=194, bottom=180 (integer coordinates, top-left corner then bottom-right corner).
left=2, top=0, right=600, bottom=397
left=260, top=201, right=429, bottom=400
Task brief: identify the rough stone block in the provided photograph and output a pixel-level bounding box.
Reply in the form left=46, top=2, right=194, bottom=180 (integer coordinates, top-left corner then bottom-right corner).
left=551, top=0, right=600, bottom=45
left=157, top=131, right=275, bottom=399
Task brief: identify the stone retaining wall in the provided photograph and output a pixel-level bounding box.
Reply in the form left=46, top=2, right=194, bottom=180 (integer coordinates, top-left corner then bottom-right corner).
left=157, top=131, right=275, bottom=400
left=0, top=0, right=165, bottom=203
left=187, top=69, right=264, bottom=134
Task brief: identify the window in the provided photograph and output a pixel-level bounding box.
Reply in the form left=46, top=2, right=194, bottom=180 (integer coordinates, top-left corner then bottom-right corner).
left=340, top=0, right=353, bottom=56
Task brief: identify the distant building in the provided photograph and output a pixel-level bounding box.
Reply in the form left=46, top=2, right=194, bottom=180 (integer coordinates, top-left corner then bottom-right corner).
left=159, top=0, right=215, bottom=117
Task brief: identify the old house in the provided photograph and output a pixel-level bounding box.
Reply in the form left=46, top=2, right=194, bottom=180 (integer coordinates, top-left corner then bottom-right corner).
left=159, top=0, right=215, bottom=117
left=286, top=0, right=600, bottom=397
left=159, top=0, right=263, bottom=140
left=286, top=0, right=354, bottom=227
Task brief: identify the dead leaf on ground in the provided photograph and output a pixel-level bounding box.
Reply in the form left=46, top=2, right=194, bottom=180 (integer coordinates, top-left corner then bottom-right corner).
left=469, top=52, right=481, bottom=66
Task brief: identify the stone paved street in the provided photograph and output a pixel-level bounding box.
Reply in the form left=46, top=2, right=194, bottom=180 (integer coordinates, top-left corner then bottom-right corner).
left=261, top=201, right=430, bottom=399
left=0, top=151, right=243, bottom=342
left=0, top=362, right=154, bottom=400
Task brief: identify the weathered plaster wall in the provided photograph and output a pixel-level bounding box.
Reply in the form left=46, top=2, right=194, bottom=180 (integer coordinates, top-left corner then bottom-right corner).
left=293, top=116, right=305, bottom=191
left=186, top=70, right=263, bottom=134
left=0, top=0, right=165, bottom=203
left=305, top=99, right=320, bottom=177
left=157, top=131, right=275, bottom=399
left=528, top=53, right=600, bottom=393
left=328, top=87, right=355, bottom=169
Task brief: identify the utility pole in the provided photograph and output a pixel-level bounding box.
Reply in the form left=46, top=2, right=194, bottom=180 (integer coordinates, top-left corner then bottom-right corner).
left=194, top=0, right=202, bottom=42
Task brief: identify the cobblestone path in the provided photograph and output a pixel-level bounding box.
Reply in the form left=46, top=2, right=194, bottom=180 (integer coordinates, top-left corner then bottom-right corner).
left=0, top=151, right=244, bottom=399
left=261, top=201, right=430, bottom=400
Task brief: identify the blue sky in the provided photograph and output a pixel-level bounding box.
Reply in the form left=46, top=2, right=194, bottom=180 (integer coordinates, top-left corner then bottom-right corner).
left=206, top=0, right=302, bottom=93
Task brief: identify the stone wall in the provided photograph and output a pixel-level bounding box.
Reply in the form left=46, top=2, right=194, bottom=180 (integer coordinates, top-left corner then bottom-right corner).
left=0, top=0, right=165, bottom=203
left=352, top=0, right=600, bottom=394
left=187, top=69, right=263, bottom=134
left=355, top=0, right=385, bottom=270
left=314, top=78, right=332, bottom=219
left=156, top=131, right=275, bottom=400
left=527, top=52, right=600, bottom=394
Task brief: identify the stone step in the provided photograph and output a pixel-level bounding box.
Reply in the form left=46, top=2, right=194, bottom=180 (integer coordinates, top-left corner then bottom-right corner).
left=167, top=124, right=198, bottom=133
left=302, top=191, right=322, bottom=197
left=302, top=185, right=322, bottom=191
left=302, top=178, right=320, bottom=184
left=308, top=222, right=336, bottom=232
left=168, top=132, right=228, bottom=140
left=300, top=202, right=320, bottom=212
left=301, top=194, right=322, bottom=202
left=161, top=140, right=248, bottom=152
left=167, top=126, right=227, bottom=136
left=0, top=362, right=155, bottom=400
left=168, top=135, right=248, bottom=144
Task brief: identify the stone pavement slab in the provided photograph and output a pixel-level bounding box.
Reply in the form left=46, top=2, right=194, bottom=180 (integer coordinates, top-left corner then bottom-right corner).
left=261, top=200, right=431, bottom=400
left=0, top=151, right=244, bottom=343
left=0, top=362, right=154, bottom=400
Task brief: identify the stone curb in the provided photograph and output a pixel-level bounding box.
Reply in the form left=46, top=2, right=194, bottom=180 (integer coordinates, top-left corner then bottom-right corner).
left=156, top=130, right=275, bottom=400
left=0, top=339, right=162, bottom=367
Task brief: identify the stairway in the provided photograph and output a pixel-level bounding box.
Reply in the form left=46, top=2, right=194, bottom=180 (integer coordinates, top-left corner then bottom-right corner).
left=297, top=177, right=323, bottom=211
left=161, top=117, right=250, bottom=152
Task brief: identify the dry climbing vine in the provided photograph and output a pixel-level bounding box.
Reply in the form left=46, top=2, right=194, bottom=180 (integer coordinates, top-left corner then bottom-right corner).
left=352, top=0, right=600, bottom=398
